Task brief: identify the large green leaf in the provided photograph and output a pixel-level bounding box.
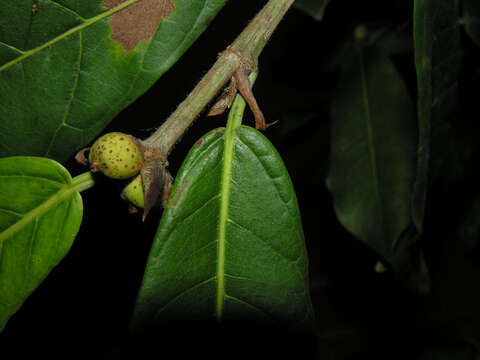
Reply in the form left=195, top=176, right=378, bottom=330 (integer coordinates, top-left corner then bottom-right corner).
left=326, top=47, right=426, bottom=287
left=413, top=0, right=461, bottom=231
left=464, top=0, right=480, bottom=46
left=132, top=122, right=314, bottom=329
left=0, top=157, right=93, bottom=331
left=0, top=0, right=227, bottom=162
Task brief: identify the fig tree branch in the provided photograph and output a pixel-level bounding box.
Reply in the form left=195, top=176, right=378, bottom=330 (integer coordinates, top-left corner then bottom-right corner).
left=142, top=0, right=295, bottom=156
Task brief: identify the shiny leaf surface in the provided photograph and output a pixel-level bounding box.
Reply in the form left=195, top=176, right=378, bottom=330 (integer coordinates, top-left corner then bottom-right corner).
left=133, top=126, right=314, bottom=329
left=0, top=157, right=91, bottom=331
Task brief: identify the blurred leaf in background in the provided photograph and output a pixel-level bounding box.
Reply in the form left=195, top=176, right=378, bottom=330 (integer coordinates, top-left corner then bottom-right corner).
left=326, top=44, right=426, bottom=290
left=294, top=0, right=331, bottom=21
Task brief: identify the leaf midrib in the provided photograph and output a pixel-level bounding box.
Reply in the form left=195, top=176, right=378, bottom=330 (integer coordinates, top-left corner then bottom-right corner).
left=215, top=77, right=254, bottom=321
left=215, top=115, right=235, bottom=321
left=359, top=49, right=386, bottom=244
left=0, top=0, right=142, bottom=73
left=0, top=172, right=93, bottom=245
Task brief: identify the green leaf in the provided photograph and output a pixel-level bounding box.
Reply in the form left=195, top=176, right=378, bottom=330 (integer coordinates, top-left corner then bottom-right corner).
left=0, top=0, right=228, bottom=162
left=294, top=0, right=330, bottom=21
left=326, top=46, right=426, bottom=288
left=0, top=157, right=93, bottom=331
left=132, top=124, right=314, bottom=328
left=413, top=0, right=461, bottom=232
left=464, top=0, right=480, bottom=46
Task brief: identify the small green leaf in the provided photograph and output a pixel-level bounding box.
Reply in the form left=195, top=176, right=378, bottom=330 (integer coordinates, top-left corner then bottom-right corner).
left=0, top=0, right=228, bottom=162
left=464, top=0, right=480, bottom=46
left=132, top=124, right=314, bottom=328
left=326, top=46, right=425, bottom=287
left=413, top=0, right=462, bottom=232
left=294, top=0, right=330, bottom=21
left=0, top=157, right=93, bottom=331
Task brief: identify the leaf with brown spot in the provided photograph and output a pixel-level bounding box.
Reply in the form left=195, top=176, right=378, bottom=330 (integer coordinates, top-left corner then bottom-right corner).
left=104, top=0, right=175, bottom=52
left=0, top=0, right=228, bottom=162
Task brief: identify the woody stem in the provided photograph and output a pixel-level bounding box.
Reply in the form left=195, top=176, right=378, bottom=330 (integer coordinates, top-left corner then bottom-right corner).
left=142, top=0, right=294, bottom=156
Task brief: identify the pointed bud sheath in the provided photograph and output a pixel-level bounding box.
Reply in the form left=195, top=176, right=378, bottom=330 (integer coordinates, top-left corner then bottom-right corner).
left=88, top=132, right=144, bottom=179
left=121, top=175, right=145, bottom=208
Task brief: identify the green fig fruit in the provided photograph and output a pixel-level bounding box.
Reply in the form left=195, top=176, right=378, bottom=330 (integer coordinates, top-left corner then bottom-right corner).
left=121, top=174, right=145, bottom=208
left=89, top=132, right=143, bottom=179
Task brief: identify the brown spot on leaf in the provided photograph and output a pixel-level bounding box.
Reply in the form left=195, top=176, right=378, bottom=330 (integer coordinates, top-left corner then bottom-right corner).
left=167, top=179, right=190, bottom=208
left=213, top=128, right=225, bottom=136
left=103, top=0, right=175, bottom=52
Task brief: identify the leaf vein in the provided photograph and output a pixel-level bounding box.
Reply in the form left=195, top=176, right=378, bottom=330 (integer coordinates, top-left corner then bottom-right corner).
left=223, top=294, right=275, bottom=320
left=235, top=138, right=294, bottom=212
left=0, top=207, right=24, bottom=217
left=44, top=0, right=86, bottom=21
left=154, top=276, right=216, bottom=317
left=170, top=240, right=217, bottom=272
left=0, top=174, right=64, bottom=185
left=25, top=217, right=39, bottom=284
left=45, top=31, right=84, bottom=156
left=227, top=218, right=299, bottom=263
left=54, top=198, right=72, bottom=259
left=359, top=49, right=386, bottom=243
left=0, top=41, right=25, bottom=55
left=153, top=193, right=220, bottom=260
left=0, top=0, right=142, bottom=73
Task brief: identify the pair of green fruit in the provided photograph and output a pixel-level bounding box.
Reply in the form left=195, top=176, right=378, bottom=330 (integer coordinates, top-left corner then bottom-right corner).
left=88, top=132, right=145, bottom=208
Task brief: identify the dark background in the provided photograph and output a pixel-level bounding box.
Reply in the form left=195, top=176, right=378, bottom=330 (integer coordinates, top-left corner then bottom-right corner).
left=2, top=1, right=480, bottom=359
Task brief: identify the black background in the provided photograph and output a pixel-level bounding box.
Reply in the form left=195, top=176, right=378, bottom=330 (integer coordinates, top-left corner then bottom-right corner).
left=2, top=1, right=480, bottom=359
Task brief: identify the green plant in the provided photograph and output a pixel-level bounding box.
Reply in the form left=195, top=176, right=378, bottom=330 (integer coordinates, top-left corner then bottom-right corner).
left=1, top=0, right=480, bottom=358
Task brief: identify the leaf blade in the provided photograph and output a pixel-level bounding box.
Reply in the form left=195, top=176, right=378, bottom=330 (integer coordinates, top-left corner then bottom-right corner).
left=0, top=157, right=90, bottom=331
left=413, top=0, right=461, bottom=231
left=133, top=126, right=314, bottom=329
left=326, top=47, right=419, bottom=281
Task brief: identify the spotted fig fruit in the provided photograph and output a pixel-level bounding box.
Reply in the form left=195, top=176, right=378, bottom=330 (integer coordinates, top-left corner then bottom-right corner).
left=121, top=175, right=145, bottom=208
left=88, top=132, right=143, bottom=179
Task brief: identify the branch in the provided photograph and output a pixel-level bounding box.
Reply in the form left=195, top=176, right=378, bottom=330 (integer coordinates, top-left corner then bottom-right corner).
left=142, top=0, right=294, bottom=156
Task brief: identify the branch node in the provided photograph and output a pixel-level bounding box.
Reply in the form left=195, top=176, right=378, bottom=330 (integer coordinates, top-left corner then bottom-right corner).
left=220, top=46, right=258, bottom=72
